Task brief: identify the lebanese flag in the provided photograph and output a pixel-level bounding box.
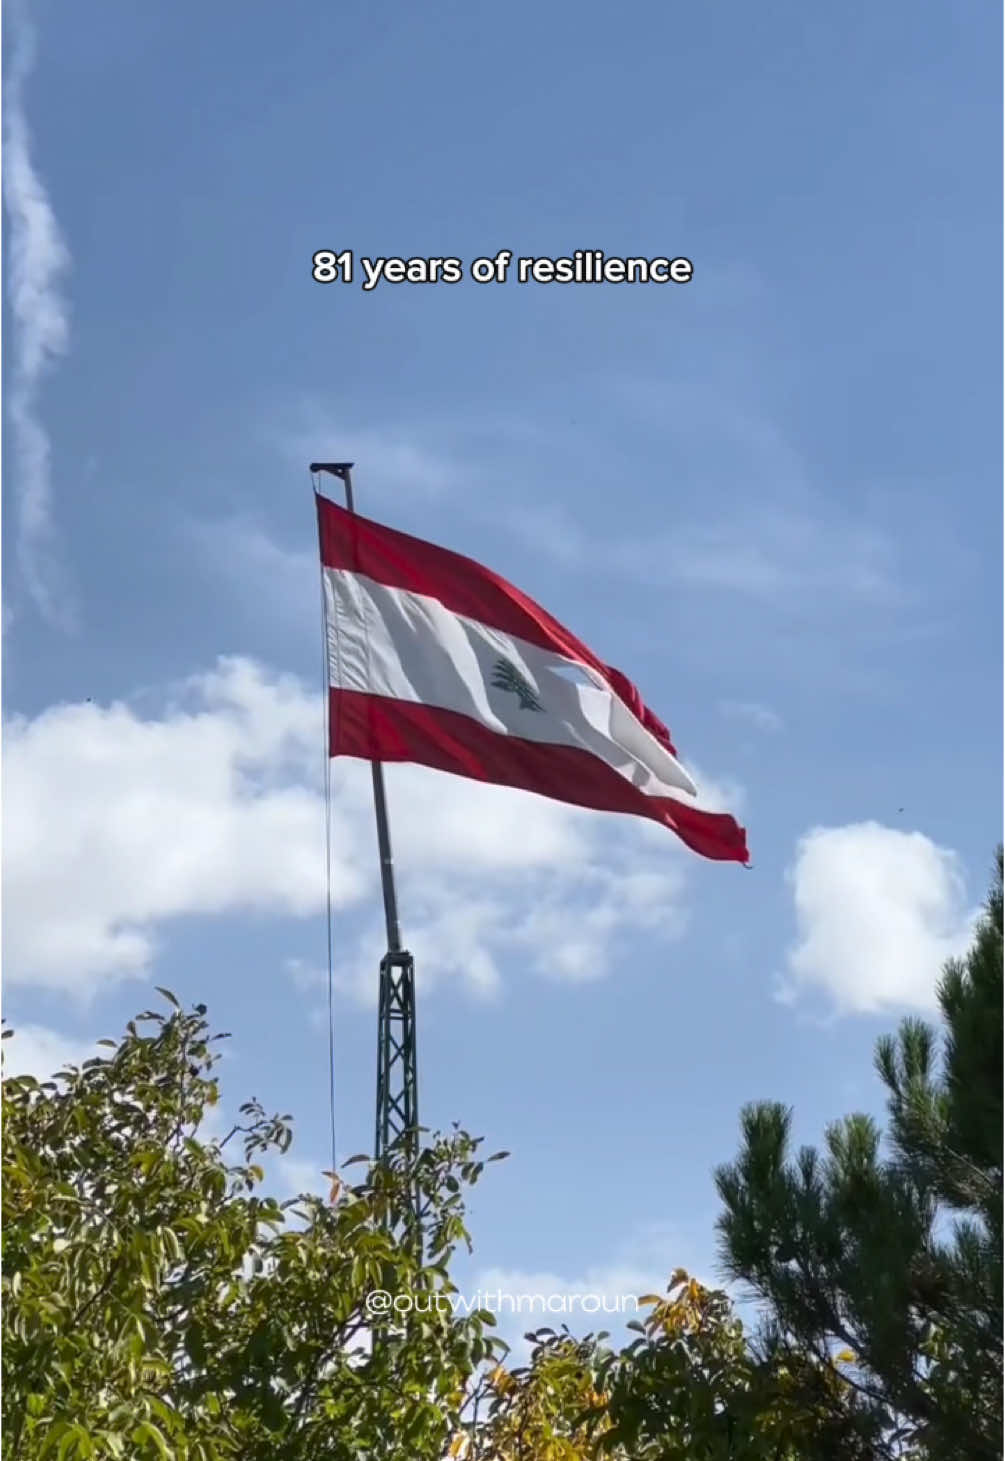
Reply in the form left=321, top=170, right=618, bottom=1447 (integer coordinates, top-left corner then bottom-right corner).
left=316, top=495, right=748, bottom=864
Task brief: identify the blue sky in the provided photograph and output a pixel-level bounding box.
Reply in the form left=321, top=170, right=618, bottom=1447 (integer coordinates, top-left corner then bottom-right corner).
left=3, top=0, right=1001, bottom=1348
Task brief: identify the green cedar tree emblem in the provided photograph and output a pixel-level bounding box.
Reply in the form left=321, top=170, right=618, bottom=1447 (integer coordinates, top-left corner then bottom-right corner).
left=491, top=657, right=543, bottom=711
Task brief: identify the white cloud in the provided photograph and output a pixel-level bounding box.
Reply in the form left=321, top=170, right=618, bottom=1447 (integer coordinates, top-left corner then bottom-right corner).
left=2, top=12, right=76, bottom=628
left=2, top=658, right=359, bottom=995
left=288, top=776, right=695, bottom=1010
left=1, top=1022, right=106, bottom=1081
left=780, top=822, right=978, bottom=1015
left=4, top=658, right=719, bottom=1002
left=505, top=860, right=686, bottom=984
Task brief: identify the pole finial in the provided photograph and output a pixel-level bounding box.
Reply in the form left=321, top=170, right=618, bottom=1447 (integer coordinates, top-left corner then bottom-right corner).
left=310, top=462, right=354, bottom=481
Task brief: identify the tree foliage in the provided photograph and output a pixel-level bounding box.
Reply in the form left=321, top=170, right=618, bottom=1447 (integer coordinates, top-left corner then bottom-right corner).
left=714, top=848, right=1003, bottom=1461
left=3, top=995, right=871, bottom=1461
left=2, top=996, right=504, bottom=1460
left=8, top=842, right=998, bottom=1461
left=462, top=1269, right=880, bottom=1460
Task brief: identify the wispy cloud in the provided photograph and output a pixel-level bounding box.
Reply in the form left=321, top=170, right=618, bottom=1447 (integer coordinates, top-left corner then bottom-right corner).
left=719, top=700, right=783, bottom=734
left=186, top=514, right=318, bottom=637
left=270, top=407, right=458, bottom=502
left=475, top=378, right=907, bottom=616
left=495, top=495, right=901, bottom=608
left=2, top=10, right=76, bottom=629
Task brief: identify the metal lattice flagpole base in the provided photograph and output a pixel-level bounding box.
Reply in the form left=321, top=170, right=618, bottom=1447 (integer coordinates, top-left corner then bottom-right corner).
left=375, top=950, right=420, bottom=1233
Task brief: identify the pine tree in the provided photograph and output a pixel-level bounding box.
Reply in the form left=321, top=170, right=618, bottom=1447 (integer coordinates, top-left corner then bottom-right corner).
left=714, top=848, right=1003, bottom=1460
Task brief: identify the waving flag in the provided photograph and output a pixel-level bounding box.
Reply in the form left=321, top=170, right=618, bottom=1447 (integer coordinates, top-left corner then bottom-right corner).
left=316, top=494, right=748, bottom=864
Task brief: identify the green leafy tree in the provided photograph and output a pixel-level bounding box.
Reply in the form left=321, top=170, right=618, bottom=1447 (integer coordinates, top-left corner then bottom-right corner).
left=465, top=1271, right=878, bottom=1460
left=13, top=912, right=991, bottom=1461
left=2, top=995, right=505, bottom=1460
left=465, top=1330, right=611, bottom=1460
left=1, top=994, right=892, bottom=1461
left=714, top=848, right=1003, bottom=1461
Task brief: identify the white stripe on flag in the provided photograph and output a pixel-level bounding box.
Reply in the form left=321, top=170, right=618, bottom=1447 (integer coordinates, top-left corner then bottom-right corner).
left=323, top=567, right=698, bottom=802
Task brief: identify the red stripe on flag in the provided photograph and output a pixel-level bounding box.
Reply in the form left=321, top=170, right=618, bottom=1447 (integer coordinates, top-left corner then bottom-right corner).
left=330, top=689, right=749, bottom=865
left=317, top=493, right=679, bottom=757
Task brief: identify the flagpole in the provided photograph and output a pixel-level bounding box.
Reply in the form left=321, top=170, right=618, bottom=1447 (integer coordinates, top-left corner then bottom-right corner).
left=311, top=462, right=401, bottom=953
left=311, top=461, right=420, bottom=1247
